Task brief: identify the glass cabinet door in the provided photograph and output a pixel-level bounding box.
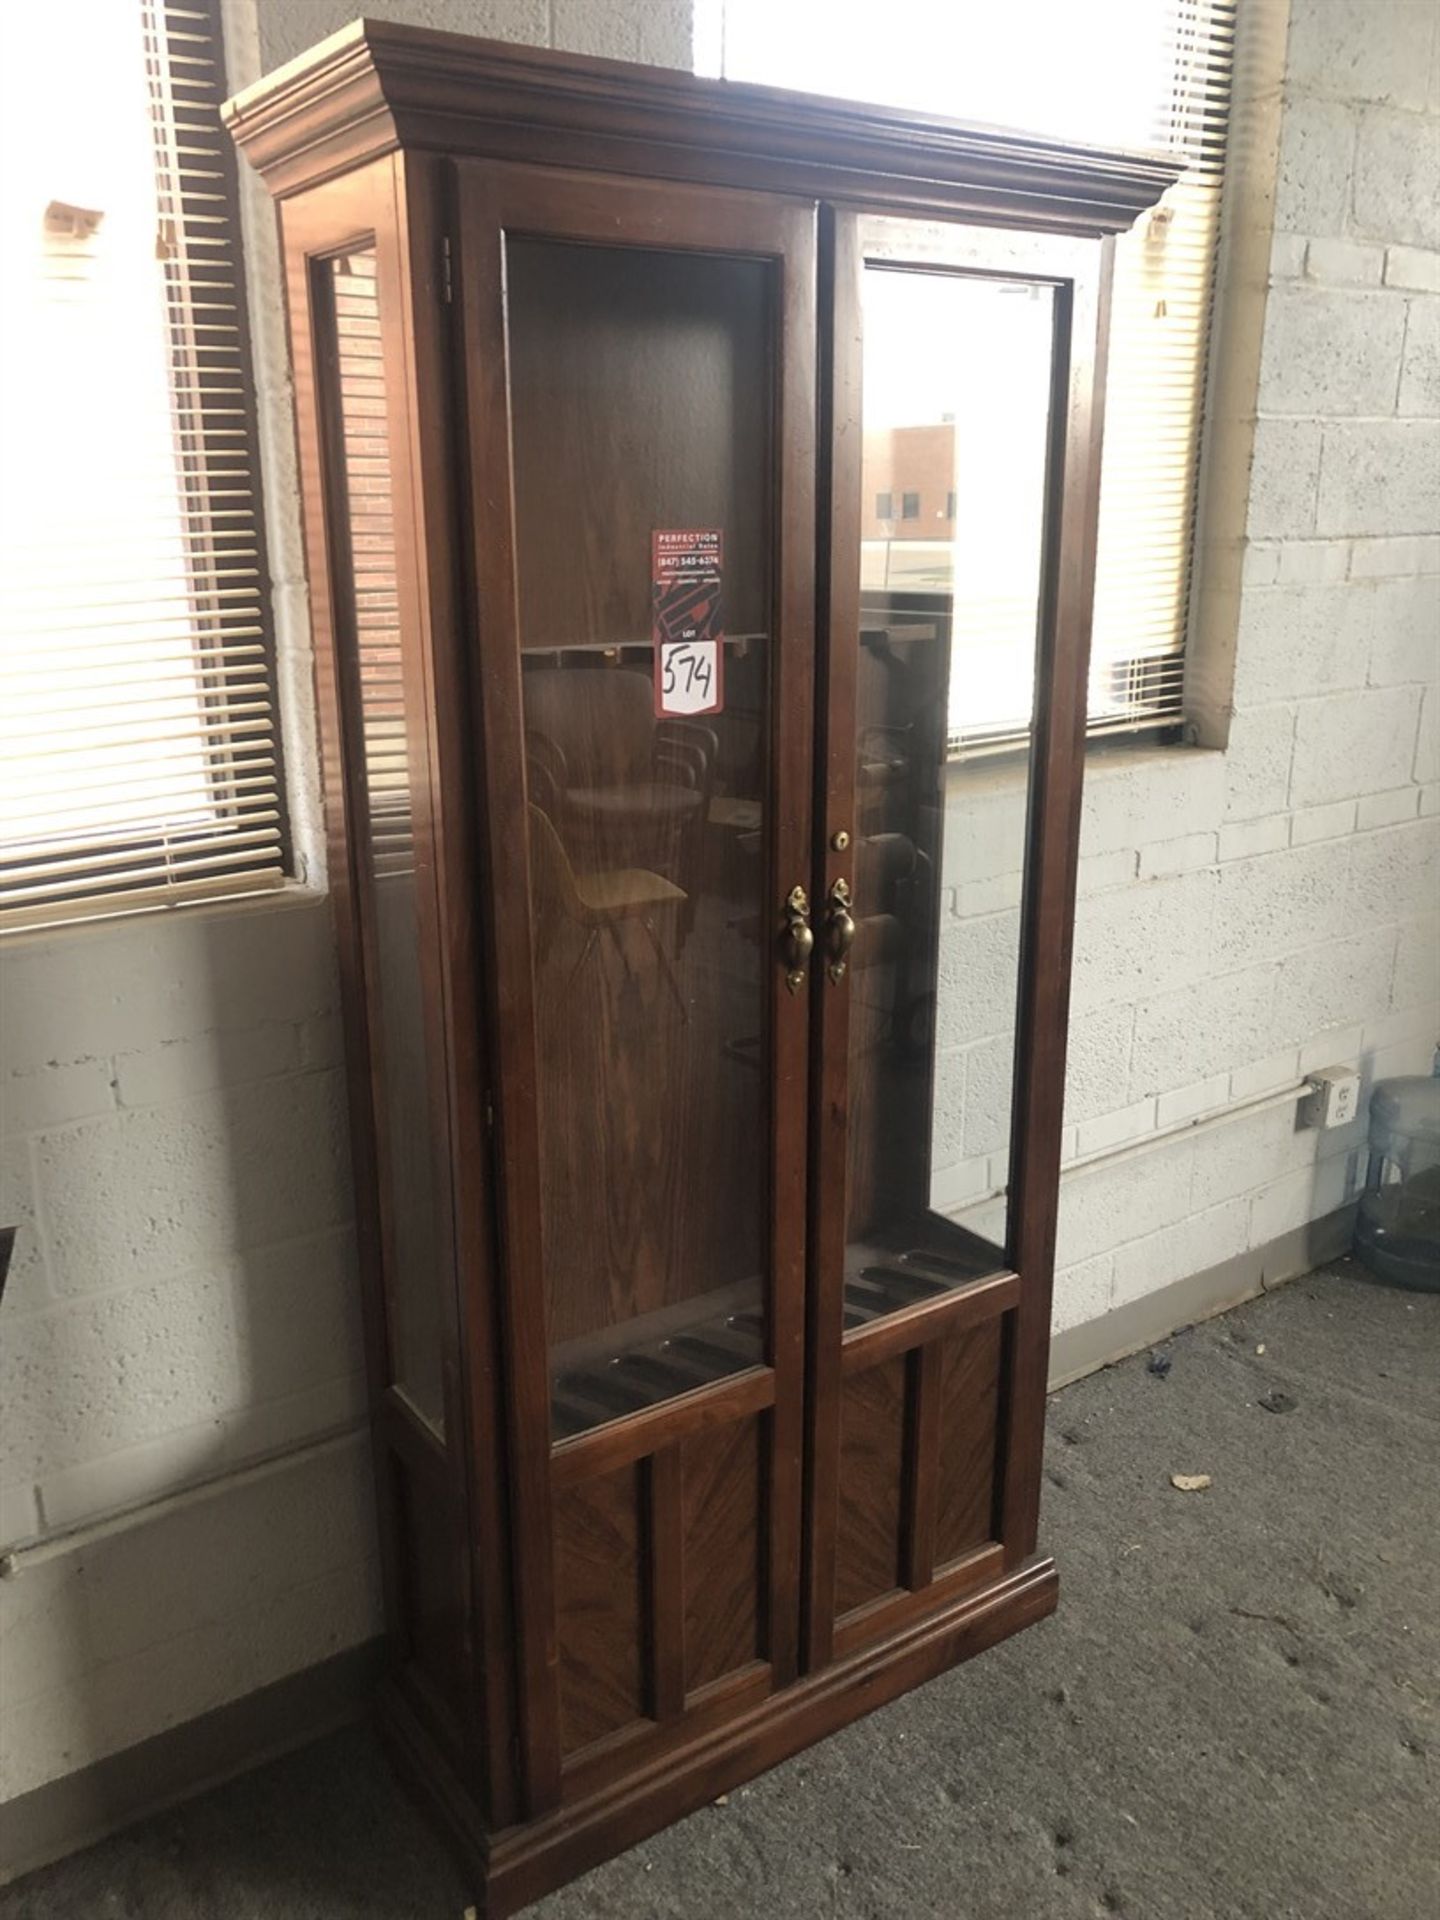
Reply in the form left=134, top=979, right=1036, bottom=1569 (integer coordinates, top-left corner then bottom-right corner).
left=806, top=211, right=1102, bottom=1664
left=459, top=170, right=816, bottom=1793
left=503, top=237, right=780, bottom=1441
left=840, top=260, right=1057, bottom=1310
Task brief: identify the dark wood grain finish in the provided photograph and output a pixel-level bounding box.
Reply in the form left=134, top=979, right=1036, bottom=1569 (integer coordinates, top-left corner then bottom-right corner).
left=552, top=1466, right=647, bottom=1755
left=224, top=20, right=1179, bottom=235
left=282, top=165, right=477, bottom=1783
left=762, top=181, right=818, bottom=1697
left=834, top=1355, right=907, bottom=1618
left=546, top=1407, right=771, bottom=1779
left=559, top=1662, right=772, bottom=1804
left=934, top=1316, right=1004, bottom=1572
left=508, top=241, right=771, bottom=654
left=802, top=204, right=860, bottom=1673
left=646, top=1448, right=686, bottom=1722
left=682, top=1417, right=764, bottom=1693
left=456, top=160, right=816, bottom=1807
left=394, top=147, right=519, bottom=1824
left=839, top=1270, right=1019, bottom=1373
left=390, top=1449, right=465, bottom=1746
left=379, top=1555, right=1054, bottom=1910
left=551, top=1367, right=774, bottom=1489
left=830, top=1541, right=1006, bottom=1661
left=829, top=1314, right=1003, bottom=1654
left=488, top=1554, right=1056, bottom=1917
left=901, top=1341, right=942, bottom=1591
left=376, top=1409, right=462, bottom=1762
left=451, top=160, right=564, bottom=1816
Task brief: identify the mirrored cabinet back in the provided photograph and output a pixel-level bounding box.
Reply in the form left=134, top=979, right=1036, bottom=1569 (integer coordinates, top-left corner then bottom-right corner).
left=224, top=25, right=1178, bottom=1912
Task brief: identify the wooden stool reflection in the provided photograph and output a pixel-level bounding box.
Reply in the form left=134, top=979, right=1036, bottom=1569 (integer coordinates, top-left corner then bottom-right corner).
left=527, top=803, right=689, bottom=1020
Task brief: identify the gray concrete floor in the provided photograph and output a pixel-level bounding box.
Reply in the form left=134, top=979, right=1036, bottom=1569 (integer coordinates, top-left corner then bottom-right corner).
left=3, top=1260, right=1437, bottom=1919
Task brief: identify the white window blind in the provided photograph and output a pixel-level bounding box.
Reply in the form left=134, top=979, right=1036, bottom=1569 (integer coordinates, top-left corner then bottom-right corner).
left=1087, top=0, right=1234, bottom=747
left=0, top=0, right=283, bottom=933
left=324, top=250, right=416, bottom=878
left=699, top=0, right=1235, bottom=753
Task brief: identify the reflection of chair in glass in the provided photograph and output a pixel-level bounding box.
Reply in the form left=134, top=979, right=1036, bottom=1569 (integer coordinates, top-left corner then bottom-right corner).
left=527, top=803, right=688, bottom=1020
left=854, top=831, right=936, bottom=1050
left=522, top=667, right=716, bottom=899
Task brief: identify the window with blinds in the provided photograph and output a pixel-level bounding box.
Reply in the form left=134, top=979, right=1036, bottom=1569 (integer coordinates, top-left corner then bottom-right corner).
left=699, top=0, right=1235, bottom=754
left=1086, top=0, right=1233, bottom=749
left=0, top=0, right=283, bottom=933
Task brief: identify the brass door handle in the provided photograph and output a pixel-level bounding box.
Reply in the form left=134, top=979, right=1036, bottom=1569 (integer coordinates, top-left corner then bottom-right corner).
left=780, top=884, right=813, bottom=994
left=824, top=878, right=855, bottom=983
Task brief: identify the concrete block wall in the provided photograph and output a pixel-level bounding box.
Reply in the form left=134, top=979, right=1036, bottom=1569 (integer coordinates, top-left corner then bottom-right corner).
left=933, top=0, right=1440, bottom=1333
left=0, top=901, right=378, bottom=1804
left=252, top=0, right=692, bottom=68
left=935, top=733, right=1435, bottom=1337
left=1, top=0, right=1436, bottom=1829
left=0, top=0, right=695, bottom=1819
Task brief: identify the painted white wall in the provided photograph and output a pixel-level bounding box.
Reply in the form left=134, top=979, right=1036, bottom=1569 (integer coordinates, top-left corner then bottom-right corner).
left=0, top=0, right=1434, bottom=1814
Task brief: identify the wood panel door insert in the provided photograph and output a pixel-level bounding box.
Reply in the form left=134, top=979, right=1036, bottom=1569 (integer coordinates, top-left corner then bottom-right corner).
left=455, top=165, right=817, bottom=1811
left=805, top=211, right=1107, bottom=1668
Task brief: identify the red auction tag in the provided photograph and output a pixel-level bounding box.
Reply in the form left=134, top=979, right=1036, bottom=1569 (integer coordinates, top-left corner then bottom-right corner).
left=652, top=528, right=724, bottom=717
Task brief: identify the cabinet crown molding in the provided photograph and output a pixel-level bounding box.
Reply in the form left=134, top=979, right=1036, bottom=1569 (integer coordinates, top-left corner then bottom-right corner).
left=223, top=16, right=1182, bottom=230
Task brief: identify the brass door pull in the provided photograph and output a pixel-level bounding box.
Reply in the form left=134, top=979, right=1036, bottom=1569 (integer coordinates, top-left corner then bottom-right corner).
left=824, top=878, right=855, bottom=983
left=780, top=884, right=813, bottom=994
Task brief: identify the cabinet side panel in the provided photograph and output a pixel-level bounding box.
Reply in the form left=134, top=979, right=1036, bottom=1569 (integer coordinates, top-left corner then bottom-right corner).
left=1001, top=254, right=1108, bottom=1561
left=390, top=1449, right=467, bottom=1727
left=394, top=148, right=518, bottom=1824
left=285, top=165, right=484, bottom=1800
left=312, top=241, right=449, bottom=1434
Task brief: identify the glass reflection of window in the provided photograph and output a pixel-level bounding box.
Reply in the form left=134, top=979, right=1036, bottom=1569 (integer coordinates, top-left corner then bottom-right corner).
left=860, top=271, right=1054, bottom=749
left=851, top=267, right=1056, bottom=1277
left=325, top=249, right=446, bottom=1436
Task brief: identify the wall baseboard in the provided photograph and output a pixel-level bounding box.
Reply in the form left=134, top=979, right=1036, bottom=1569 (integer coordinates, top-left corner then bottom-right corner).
left=1, top=1209, right=1357, bottom=1889
left=0, top=1637, right=385, bottom=1889
left=1047, top=1203, right=1357, bottom=1389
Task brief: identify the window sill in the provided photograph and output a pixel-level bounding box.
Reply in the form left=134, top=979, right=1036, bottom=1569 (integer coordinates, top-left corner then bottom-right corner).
left=0, top=877, right=324, bottom=952
left=946, top=729, right=1216, bottom=800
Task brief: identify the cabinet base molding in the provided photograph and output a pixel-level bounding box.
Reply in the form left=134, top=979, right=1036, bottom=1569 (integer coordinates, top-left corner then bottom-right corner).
left=382, top=1555, right=1058, bottom=1917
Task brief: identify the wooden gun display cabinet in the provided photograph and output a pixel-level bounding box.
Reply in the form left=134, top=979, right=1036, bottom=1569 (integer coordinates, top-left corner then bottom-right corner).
left=226, top=25, right=1177, bottom=1913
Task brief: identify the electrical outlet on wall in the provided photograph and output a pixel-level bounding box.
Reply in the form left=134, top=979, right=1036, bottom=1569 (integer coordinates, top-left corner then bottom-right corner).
left=1301, top=1067, right=1362, bottom=1131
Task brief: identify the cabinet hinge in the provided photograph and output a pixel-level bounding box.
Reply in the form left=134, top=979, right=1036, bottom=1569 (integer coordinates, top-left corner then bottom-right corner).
left=440, top=233, right=453, bottom=305
left=484, top=1091, right=495, bottom=1134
